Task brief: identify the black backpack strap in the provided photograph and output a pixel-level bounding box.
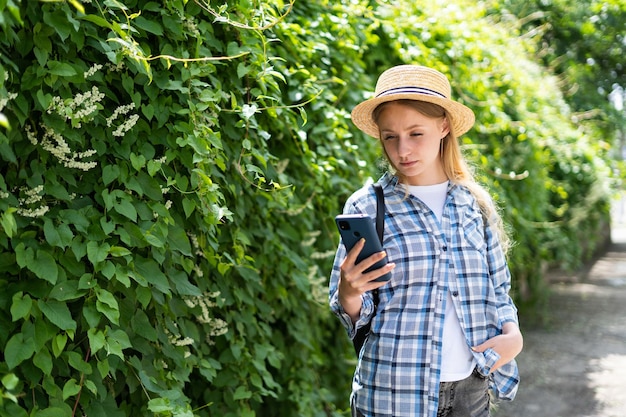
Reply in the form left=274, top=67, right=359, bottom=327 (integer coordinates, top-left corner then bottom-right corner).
left=371, top=183, right=383, bottom=308
left=373, top=183, right=384, bottom=243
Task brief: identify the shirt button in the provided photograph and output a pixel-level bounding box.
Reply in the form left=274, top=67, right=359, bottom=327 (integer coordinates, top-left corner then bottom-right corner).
left=442, top=246, right=448, bottom=251
left=452, top=291, right=459, bottom=297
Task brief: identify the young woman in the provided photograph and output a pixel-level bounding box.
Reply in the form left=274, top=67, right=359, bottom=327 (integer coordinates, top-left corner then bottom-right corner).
left=329, top=65, right=523, bottom=417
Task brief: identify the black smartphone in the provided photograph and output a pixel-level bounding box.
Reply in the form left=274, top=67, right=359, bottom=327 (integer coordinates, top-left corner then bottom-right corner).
left=335, top=214, right=391, bottom=282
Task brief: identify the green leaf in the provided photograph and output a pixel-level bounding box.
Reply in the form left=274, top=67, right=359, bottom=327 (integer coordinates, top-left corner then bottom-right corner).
left=0, top=142, right=16, bottom=164
left=57, top=223, right=74, bottom=248
left=10, top=291, right=32, bottom=321
left=114, top=197, right=137, bottom=222
left=105, top=336, right=125, bottom=359
left=29, top=250, right=59, bottom=284
left=171, top=270, right=201, bottom=296
left=38, top=300, right=77, bottom=331
left=136, top=171, right=163, bottom=200
left=142, top=103, right=155, bottom=121
left=47, top=61, right=77, bottom=76
left=134, top=16, right=164, bottom=35
left=4, top=333, right=36, bottom=369
left=168, top=225, right=192, bottom=256
left=52, top=333, right=68, bottom=358
left=83, top=379, right=97, bottom=396
left=33, top=347, right=53, bottom=375
left=108, top=329, right=131, bottom=349
left=135, top=286, right=152, bottom=308
left=134, top=257, right=170, bottom=294
left=233, top=385, right=252, bottom=400
left=95, top=288, right=120, bottom=325
left=182, top=197, right=196, bottom=218
left=130, top=152, right=146, bottom=170
left=101, top=260, right=116, bottom=279
left=102, top=164, right=120, bottom=185
left=114, top=266, right=131, bottom=287
left=71, top=237, right=87, bottom=261
left=62, top=379, right=82, bottom=400
left=49, top=280, right=85, bottom=301
left=237, top=62, right=251, bottom=78
left=33, top=407, right=72, bottom=417
left=35, top=88, right=50, bottom=110
left=1, top=373, right=19, bottom=390
left=43, top=10, right=73, bottom=41
left=82, top=304, right=100, bottom=328
left=1, top=209, right=17, bottom=238
left=67, top=351, right=92, bottom=374
left=78, top=273, right=97, bottom=290
left=87, top=328, right=106, bottom=354
left=60, top=209, right=90, bottom=233
left=109, top=246, right=132, bottom=257
left=144, top=232, right=165, bottom=247
left=97, top=357, right=110, bottom=378
left=131, top=310, right=157, bottom=341
left=14, top=242, right=34, bottom=268
left=87, top=241, right=110, bottom=265
left=147, top=398, right=171, bottom=413
left=147, top=159, right=160, bottom=176
left=80, top=14, right=112, bottom=30
left=100, top=217, right=115, bottom=235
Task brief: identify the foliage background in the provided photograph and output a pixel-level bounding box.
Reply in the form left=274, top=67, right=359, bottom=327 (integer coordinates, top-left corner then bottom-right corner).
left=0, top=0, right=620, bottom=416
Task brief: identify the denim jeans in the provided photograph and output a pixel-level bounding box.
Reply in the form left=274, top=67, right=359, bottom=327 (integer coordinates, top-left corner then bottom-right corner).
left=351, top=369, right=490, bottom=417
left=437, top=368, right=490, bottom=417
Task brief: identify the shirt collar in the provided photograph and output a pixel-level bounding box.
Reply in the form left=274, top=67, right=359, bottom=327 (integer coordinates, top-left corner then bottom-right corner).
left=379, top=172, right=459, bottom=194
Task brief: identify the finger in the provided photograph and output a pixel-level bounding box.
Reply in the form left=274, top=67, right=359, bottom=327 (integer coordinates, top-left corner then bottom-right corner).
left=355, top=249, right=389, bottom=274
left=341, top=246, right=392, bottom=289
left=344, top=238, right=366, bottom=264
left=362, top=261, right=395, bottom=285
left=343, top=243, right=387, bottom=277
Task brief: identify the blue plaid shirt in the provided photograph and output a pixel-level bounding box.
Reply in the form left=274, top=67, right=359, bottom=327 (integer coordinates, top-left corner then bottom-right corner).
left=329, top=174, right=520, bottom=417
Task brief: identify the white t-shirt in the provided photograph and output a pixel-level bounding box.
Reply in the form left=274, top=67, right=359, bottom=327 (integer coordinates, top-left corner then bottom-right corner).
left=407, top=182, right=476, bottom=382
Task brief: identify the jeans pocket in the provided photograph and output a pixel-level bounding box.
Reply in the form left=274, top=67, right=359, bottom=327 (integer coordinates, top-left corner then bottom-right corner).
left=473, top=366, right=488, bottom=380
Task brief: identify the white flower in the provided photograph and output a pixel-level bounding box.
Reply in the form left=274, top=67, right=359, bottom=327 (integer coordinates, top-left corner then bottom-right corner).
left=35, top=123, right=98, bottom=171
left=84, top=63, right=103, bottom=79
left=112, top=114, right=139, bottom=137
left=0, top=92, right=17, bottom=112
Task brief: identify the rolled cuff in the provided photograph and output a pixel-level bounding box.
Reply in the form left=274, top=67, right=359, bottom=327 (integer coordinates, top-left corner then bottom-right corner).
left=329, top=292, right=375, bottom=339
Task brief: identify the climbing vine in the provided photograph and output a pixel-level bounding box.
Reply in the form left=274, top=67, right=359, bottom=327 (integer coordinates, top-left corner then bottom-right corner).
left=0, top=1, right=613, bottom=416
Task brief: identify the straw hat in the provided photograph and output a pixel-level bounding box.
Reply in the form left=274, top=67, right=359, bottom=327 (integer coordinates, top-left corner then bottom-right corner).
left=351, top=65, right=475, bottom=139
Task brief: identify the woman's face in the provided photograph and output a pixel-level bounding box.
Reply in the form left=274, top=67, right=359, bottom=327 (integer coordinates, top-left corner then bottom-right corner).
left=377, top=101, right=450, bottom=186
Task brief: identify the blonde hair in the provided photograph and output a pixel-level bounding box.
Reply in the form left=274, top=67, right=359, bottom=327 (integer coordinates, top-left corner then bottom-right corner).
left=373, top=100, right=511, bottom=253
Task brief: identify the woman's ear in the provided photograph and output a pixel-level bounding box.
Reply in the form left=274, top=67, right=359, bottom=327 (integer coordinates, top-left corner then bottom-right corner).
left=441, top=118, right=451, bottom=138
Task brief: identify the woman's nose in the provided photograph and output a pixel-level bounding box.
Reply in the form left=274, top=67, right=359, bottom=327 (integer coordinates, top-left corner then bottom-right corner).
left=396, top=136, right=411, bottom=157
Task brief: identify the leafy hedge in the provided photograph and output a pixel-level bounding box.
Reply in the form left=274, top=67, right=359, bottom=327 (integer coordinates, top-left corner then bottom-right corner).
left=0, top=1, right=613, bottom=416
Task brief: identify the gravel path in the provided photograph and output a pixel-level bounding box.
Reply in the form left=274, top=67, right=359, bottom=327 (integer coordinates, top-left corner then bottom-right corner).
left=493, top=220, right=626, bottom=417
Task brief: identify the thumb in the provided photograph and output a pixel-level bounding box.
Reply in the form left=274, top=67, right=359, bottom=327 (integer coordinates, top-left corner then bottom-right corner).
left=471, top=341, right=490, bottom=353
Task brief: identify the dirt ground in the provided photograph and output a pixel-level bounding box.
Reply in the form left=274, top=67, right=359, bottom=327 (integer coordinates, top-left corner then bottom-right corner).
left=492, top=212, right=626, bottom=417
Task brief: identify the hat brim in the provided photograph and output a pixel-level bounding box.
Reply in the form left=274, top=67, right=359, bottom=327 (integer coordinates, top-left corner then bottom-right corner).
left=351, top=94, right=475, bottom=139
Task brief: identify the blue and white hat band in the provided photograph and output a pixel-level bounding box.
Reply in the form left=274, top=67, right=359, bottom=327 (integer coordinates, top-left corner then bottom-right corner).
left=376, top=86, right=447, bottom=99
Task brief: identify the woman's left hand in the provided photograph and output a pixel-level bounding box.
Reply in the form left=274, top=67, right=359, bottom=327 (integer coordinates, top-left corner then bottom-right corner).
left=471, top=322, right=523, bottom=373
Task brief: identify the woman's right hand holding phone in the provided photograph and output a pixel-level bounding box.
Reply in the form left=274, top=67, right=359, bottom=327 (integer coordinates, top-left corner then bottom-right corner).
left=338, top=238, right=395, bottom=323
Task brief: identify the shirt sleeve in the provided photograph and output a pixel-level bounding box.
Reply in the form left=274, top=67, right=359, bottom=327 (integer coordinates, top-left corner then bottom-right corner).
left=328, top=188, right=378, bottom=338
left=484, top=216, right=519, bottom=327
left=329, top=275, right=375, bottom=339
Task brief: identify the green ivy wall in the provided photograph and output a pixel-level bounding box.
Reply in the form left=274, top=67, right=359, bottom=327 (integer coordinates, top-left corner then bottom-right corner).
left=0, top=1, right=613, bottom=416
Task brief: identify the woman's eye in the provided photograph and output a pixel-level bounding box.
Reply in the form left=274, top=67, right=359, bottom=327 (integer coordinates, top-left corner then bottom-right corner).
left=383, top=135, right=397, bottom=141
left=410, top=132, right=423, bottom=137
